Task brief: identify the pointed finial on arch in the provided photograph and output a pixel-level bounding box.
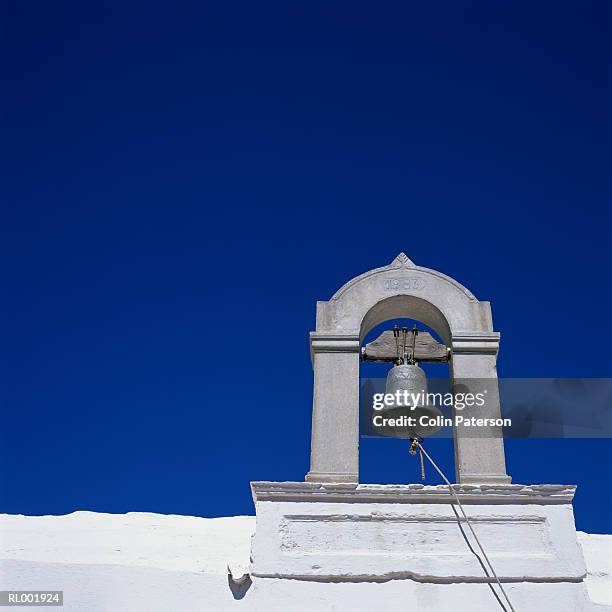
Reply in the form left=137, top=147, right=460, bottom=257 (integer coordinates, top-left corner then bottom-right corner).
left=391, top=252, right=415, bottom=268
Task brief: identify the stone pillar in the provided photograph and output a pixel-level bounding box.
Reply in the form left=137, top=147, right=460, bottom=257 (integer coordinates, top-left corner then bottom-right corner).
left=305, top=333, right=360, bottom=483
left=450, top=333, right=511, bottom=484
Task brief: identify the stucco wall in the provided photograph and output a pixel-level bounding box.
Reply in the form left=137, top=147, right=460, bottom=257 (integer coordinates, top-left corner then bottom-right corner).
left=0, top=512, right=610, bottom=611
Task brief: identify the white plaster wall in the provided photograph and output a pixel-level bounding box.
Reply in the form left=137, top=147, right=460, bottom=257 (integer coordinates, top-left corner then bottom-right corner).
left=0, top=512, right=610, bottom=612
left=251, top=498, right=585, bottom=581
left=578, top=531, right=612, bottom=608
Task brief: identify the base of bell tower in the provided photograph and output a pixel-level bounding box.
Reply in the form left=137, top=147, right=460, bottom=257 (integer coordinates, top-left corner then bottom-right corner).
left=249, top=481, right=599, bottom=610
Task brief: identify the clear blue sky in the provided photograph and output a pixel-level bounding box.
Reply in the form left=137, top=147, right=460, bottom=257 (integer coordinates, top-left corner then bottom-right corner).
left=2, top=2, right=609, bottom=533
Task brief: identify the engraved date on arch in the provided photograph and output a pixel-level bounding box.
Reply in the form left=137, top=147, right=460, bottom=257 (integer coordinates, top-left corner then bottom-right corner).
left=384, top=278, right=426, bottom=291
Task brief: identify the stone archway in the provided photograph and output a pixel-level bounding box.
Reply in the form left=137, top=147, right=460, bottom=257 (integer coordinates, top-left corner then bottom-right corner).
left=306, top=253, right=511, bottom=484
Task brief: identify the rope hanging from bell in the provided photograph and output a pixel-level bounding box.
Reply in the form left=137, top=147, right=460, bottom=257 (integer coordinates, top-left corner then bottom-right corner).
left=408, top=437, right=426, bottom=481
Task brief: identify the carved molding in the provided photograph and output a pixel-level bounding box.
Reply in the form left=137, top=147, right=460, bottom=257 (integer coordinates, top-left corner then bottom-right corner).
left=452, top=333, right=501, bottom=355
left=251, top=481, right=576, bottom=504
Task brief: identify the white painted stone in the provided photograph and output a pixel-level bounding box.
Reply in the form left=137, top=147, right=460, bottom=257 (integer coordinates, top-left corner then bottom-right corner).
left=1, top=512, right=610, bottom=611
left=249, top=578, right=604, bottom=612
left=250, top=482, right=586, bottom=582
left=578, top=531, right=612, bottom=607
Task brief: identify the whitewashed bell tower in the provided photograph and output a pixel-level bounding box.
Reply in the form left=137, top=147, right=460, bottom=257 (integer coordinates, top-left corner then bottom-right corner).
left=306, top=251, right=510, bottom=485
left=249, top=255, right=592, bottom=611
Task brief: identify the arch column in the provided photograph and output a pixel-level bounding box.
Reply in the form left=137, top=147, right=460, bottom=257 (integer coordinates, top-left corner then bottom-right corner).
left=305, top=333, right=360, bottom=483
left=450, top=333, right=511, bottom=484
